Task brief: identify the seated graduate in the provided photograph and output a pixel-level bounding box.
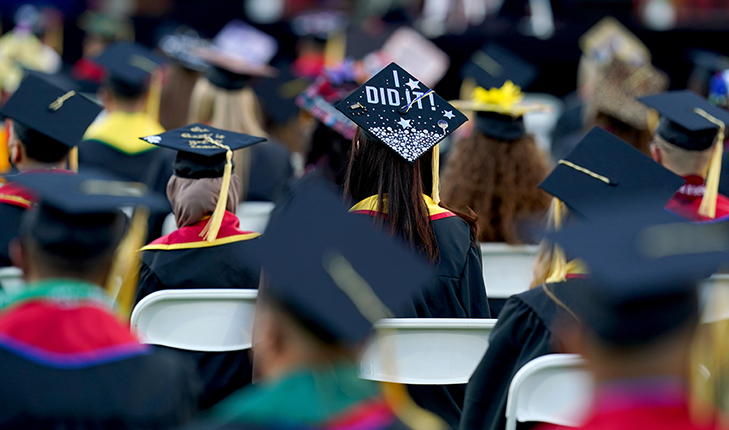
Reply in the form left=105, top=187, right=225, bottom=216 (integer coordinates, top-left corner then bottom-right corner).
left=135, top=124, right=266, bottom=409
left=459, top=127, right=686, bottom=430
left=0, top=72, right=101, bottom=268
left=540, top=204, right=729, bottom=430
left=442, top=82, right=551, bottom=244
left=641, top=91, right=729, bottom=222
left=204, top=177, right=444, bottom=430
left=0, top=172, right=200, bottom=428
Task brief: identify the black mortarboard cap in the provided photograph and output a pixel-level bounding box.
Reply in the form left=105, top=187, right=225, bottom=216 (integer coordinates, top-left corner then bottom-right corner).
left=640, top=90, right=729, bottom=151
left=13, top=171, right=167, bottom=258
left=140, top=124, right=266, bottom=179
left=539, top=127, right=685, bottom=219
left=335, top=63, right=467, bottom=162
left=0, top=71, right=102, bottom=149
left=551, top=204, right=729, bottom=346
left=461, top=43, right=538, bottom=90
left=158, top=28, right=210, bottom=72
left=254, top=176, right=433, bottom=345
left=93, top=42, right=167, bottom=96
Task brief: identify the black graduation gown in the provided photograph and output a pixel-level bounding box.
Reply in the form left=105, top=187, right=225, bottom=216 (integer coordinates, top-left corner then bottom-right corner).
left=351, top=196, right=491, bottom=428
left=459, top=278, right=589, bottom=430
left=137, top=211, right=261, bottom=410
left=246, top=141, right=293, bottom=202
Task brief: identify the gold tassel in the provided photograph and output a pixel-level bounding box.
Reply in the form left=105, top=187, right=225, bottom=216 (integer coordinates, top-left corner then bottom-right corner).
left=545, top=198, right=567, bottom=283
left=324, top=30, right=346, bottom=67
left=107, top=207, right=149, bottom=319
left=431, top=143, right=441, bottom=205
left=69, top=146, right=78, bottom=172
left=144, top=70, right=163, bottom=123
left=694, top=108, right=725, bottom=219
left=200, top=148, right=233, bottom=242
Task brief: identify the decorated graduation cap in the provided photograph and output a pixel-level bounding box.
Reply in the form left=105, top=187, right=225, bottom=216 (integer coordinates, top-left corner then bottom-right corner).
left=140, top=124, right=266, bottom=241
left=460, top=43, right=538, bottom=91
left=158, top=28, right=209, bottom=72
left=551, top=203, right=729, bottom=346
left=93, top=42, right=167, bottom=97
left=540, top=126, right=684, bottom=220
left=255, top=176, right=433, bottom=345
left=335, top=62, right=468, bottom=203
left=640, top=90, right=729, bottom=219
left=0, top=71, right=102, bottom=170
left=579, top=16, right=650, bottom=66
left=450, top=81, right=551, bottom=141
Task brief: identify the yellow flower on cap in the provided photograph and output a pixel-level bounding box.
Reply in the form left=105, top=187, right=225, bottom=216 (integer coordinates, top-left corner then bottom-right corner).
left=471, top=81, right=524, bottom=110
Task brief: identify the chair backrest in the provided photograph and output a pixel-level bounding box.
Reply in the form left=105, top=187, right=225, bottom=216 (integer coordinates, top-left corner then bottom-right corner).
left=160, top=201, right=275, bottom=236
left=481, top=243, right=539, bottom=299
left=700, top=274, right=729, bottom=324
left=505, top=354, right=592, bottom=430
left=130, top=289, right=258, bottom=352
left=359, top=318, right=497, bottom=385
left=0, top=266, right=24, bottom=294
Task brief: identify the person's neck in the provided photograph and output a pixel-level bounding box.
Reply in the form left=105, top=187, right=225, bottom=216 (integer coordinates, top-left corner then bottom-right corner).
left=106, top=98, right=146, bottom=114
left=17, top=160, right=67, bottom=172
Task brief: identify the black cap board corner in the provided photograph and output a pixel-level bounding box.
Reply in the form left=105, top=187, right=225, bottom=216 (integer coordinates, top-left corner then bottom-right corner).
left=639, top=90, right=729, bottom=151
left=252, top=175, right=433, bottom=345
left=461, top=43, right=537, bottom=90
left=0, top=72, right=102, bottom=149
left=93, top=42, right=167, bottom=89
left=539, top=126, right=685, bottom=219
left=335, top=62, right=467, bottom=162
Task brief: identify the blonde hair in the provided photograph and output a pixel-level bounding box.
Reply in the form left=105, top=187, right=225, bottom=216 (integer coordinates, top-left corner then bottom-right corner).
left=530, top=199, right=568, bottom=289
left=188, top=77, right=268, bottom=200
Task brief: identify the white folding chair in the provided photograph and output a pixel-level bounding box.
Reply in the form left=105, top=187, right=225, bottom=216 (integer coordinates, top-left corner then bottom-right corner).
left=481, top=243, right=539, bottom=299
left=0, top=266, right=24, bottom=294
left=130, top=289, right=258, bottom=352
left=359, top=318, right=497, bottom=385
left=505, top=354, right=592, bottom=430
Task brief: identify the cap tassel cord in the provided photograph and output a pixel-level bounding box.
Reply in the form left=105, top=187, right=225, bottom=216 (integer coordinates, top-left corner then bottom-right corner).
left=144, top=69, right=163, bottom=123
left=694, top=108, right=725, bottom=219
left=200, top=146, right=233, bottom=242
left=545, top=198, right=568, bottom=284
left=108, top=207, right=149, bottom=319
left=69, top=146, right=78, bottom=172
left=431, top=143, right=440, bottom=205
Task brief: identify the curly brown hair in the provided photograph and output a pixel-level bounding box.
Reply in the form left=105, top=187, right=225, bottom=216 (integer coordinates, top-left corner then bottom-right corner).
left=441, top=132, right=552, bottom=244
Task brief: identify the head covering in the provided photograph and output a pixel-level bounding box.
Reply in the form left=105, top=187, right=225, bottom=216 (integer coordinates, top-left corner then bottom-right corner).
left=450, top=81, right=551, bottom=141
left=592, top=57, right=669, bottom=130
left=1, top=71, right=102, bottom=169
left=551, top=204, right=729, bottom=346
left=140, top=123, right=266, bottom=241
left=253, top=176, right=432, bottom=345
left=296, top=61, right=360, bottom=140
left=460, top=43, right=538, bottom=91
left=539, top=126, right=685, bottom=220
left=579, top=17, right=651, bottom=66
left=158, top=27, right=209, bottom=72
left=92, top=42, right=167, bottom=97
left=167, top=174, right=241, bottom=228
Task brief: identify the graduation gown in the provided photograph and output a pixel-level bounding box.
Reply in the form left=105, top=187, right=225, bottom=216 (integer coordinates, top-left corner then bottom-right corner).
left=208, top=363, right=408, bottom=430
left=665, top=175, right=729, bottom=222
left=537, top=379, right=725, bottom=430
left=138, top=210, right=261, bottom=410
left=460, top=277, right=589, bottom=430
left=246, top=141, right=293, bottom=202
left=351, top=194, right=491, bottom=428
left=0, top=279, right=200, bottom=429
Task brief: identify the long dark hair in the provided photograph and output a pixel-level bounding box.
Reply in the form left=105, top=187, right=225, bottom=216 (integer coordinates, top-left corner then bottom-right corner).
left=344, top=127, right=477, bottom=262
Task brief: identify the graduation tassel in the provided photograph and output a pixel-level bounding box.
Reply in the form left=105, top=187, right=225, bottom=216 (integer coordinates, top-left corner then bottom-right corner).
left=545, top=198, right=568, bottom=284
left=694, top=108, right=725, bottom=220
left=108, top=207, right=149, bottom=319
left=144, top=69, right=163, bottom=123
left=68, top=146, right=78, bottom=172
left=200, top=143, right=233, bottom=242
left=431, top=143, right=441, bottom=205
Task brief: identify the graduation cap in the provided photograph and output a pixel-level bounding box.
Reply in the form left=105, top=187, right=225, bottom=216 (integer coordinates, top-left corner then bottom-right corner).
left=550, top=203, right=729, bottom=346
left=579, top=16, right=650, bottom=66
left=140, top=124, right=266, bottom=241
left=158, top=28, right=210, bottom=72
left=92, top=42, right=167, bottom=97
left=335, top=62, right=467, bottom=203
left=539, top=126, right=685, bottom=220
left=0, top=71, right=102, bottom=170
left=450, top=81, right=551, bottom=141
left=460, top=43, right=538, bottom=91
left=254, top=176, right=433, bottom=345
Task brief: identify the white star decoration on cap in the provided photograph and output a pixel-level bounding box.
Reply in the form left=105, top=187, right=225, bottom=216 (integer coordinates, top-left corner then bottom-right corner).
left=405, top=79, right=420, bottom=90
left=397, top=118, right=412, bottom=129
left=443, top=110, right=455, bottom=119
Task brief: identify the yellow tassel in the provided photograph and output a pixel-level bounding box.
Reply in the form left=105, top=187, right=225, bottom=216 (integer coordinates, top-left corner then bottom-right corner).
left=545, top=198, right=567, bottom=283
left=694, top=108, right=725, bottom=219
left=201, top=148, right=233, bottom=242
left=144, top=70, right=163, bottom=123
left=431, top=143, right=440, bottom=205
left=324, top=30, right=346, bottom=67
left=107, top=207, right=149, bottom=319
left=69, top=146, right=78, bottom=172
left=381, top=381, right=448, bottom=430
